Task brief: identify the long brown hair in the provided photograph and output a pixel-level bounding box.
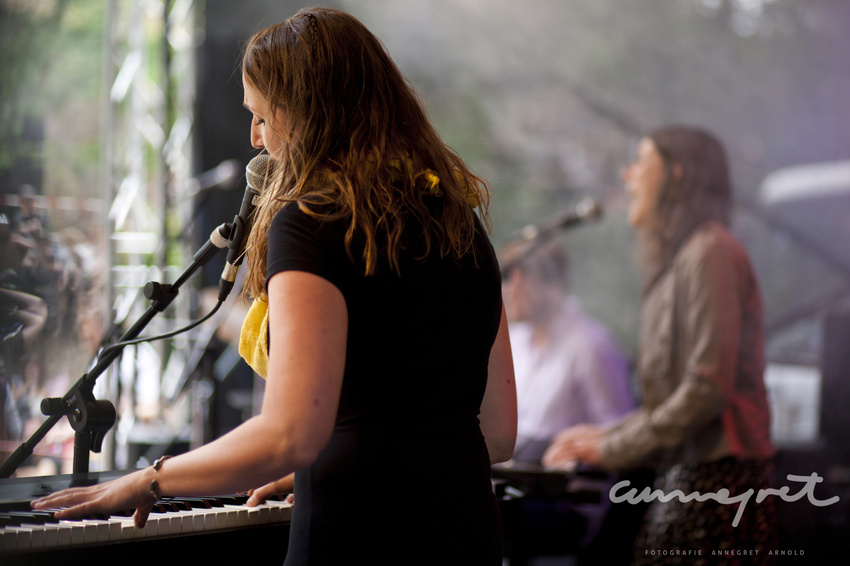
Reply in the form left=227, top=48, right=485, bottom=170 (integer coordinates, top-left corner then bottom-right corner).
left=638, top=125, right=732, bottom=289
left=241, top=7, right=490, bottom=300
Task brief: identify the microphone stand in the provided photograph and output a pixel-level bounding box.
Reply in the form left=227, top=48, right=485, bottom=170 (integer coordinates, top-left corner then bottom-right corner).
left=0, top=224, right=233, bottom=479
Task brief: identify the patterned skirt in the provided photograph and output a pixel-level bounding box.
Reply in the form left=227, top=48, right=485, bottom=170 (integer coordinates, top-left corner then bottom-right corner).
left=631, top=457, right=777, bottom=565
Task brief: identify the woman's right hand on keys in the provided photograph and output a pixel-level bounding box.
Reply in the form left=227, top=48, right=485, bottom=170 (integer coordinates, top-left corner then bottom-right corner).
left=247, top=473, right=295, bottom=506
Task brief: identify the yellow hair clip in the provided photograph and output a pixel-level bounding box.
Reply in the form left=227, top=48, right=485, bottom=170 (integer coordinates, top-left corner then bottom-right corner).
left=420, top=169, right=442, bottom=196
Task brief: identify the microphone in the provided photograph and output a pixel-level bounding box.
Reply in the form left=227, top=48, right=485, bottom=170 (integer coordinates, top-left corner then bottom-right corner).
left=519, top=197, right=603, bottom=241
left=218, top=154, right=276, bottom=301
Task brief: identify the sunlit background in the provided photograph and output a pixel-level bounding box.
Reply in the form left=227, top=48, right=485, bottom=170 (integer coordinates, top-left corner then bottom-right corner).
left=1, top=0, right=849, bottom=556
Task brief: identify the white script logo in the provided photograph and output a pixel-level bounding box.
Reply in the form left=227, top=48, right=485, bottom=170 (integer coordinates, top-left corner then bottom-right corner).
left=609, top=472, right=839, bottom=527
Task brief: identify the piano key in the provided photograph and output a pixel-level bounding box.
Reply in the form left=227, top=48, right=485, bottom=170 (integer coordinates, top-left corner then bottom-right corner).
left=225, top=504, right=248, bottom=528
left=57, top=519, right=90, bottom=546
left=5, top=519, right=55, bottom=550
left=0, top=470, right=288, bottom=566
left=247, top=504, right=270, bottom=525
left=2, top=525, right=33, bottom=551
left=41, top=522, right=73, bottom=548
left=0, top=511, right=55, bottom=526
left=174, top=497, right=213, bottom=509
left=0, top=526, right=18, bottom=551
left=93, top=517, right=119, bottom=542
left=213, top=505, right=230, bottom=530
left=1, top=498, right=292, bottom=557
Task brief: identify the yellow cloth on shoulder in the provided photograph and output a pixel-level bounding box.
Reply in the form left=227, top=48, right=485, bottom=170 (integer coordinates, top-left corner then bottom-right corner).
left=238, top=299, right=269, bottom=379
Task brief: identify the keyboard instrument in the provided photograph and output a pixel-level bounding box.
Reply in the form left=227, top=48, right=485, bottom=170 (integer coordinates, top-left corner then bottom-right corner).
left=491, top=460, right=605, bottom=501
left=0, top=470, right=292, bottom=566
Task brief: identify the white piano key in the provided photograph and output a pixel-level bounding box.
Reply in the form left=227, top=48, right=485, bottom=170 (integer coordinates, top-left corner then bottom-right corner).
left=182, top=508, right=205, bottom=532
left=118, top=518, right=136, bottom=540
left=220, top=505, right=243, bottom=529
left=247, top=505, right=270, bottom=525
left=81, top=518, right=112, bottom=543
left=41, top=523, right=64, bottom=547
left=36, top=521, right=73, bottom=548
left=170, top=509, right=193, bottom=534
left=180, top=505, right=218, bottom=531
left=0, top=495, right=293, bottom=553
left=12, top=521, right=47, bottom=549
left=58, top=520, right=88, bottom=546
left=181, top=507, right=213, bottom=533
left=158, top=512, right=178, bottom=535
left=80, top=520, right=98, bottom=545
left=106, top=517, right=124, bottom=540
left=3, top=526, right=33, bottom=551
left=0, top=527, right=19, bottom=552
left=159, top=514, right=175, bottom=536
left=172, top=512, right=187, bottom=534
left=213, top=507, right=229, bottom=530
left=266, top=499, right=294, bottom=522
left=192, top=506, right=218, bottom=531
left=139, top=515, right=161, bottom=537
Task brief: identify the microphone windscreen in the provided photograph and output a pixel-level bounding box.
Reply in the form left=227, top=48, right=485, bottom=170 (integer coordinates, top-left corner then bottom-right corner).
left=246, top=154, right=277, bottom=193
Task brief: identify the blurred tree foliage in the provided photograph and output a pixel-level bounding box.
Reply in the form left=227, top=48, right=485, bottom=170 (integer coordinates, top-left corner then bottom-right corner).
left=2, top=0, right=848, bottom=362
left=0, top=0, right=104, bottom=198
left=349, top=0, right=850, bottom=360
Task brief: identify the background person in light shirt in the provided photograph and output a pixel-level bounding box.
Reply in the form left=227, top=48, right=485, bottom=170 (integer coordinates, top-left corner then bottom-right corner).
left=500, top=236, right=635, bottom=557
left=501, top=236, right=634, bottom=466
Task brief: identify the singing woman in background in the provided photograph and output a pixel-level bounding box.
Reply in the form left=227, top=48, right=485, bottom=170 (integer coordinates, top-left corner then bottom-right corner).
left=34, top=8, right=517, bottom=565
left=543, top=125, right=777, bottom=563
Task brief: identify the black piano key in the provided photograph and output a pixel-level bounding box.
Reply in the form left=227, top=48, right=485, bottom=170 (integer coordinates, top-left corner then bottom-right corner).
left=12, top=511, right=58, bottom=525
left=167, top=500, right=192, bottom=511
left=157, top=500, right=191, bottom=512
left=154, top=502, right=174, bottom=513
left=0, top=514, right=20, bottom=527
left=214, top=494, right=249, bottom=505
left=0, top=511, right=55, bottom=527
left=169, top=497, right=212, bottom=509
left=3, top=501, right=35, bottom=513
left=1, top=469, right=293, bottom=561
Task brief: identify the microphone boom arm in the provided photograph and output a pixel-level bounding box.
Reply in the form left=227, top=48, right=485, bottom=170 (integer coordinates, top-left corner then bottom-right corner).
left=0, top=224, right=232, bottom=478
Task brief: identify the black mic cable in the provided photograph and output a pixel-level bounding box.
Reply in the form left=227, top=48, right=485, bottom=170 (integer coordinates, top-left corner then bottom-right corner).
left=95, top=223, right=232, bottom=363
left=96, top=156, right=277, bottom=362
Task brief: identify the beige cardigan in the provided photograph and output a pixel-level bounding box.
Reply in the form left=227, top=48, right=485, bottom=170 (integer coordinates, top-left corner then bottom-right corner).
left=600, top=222, right=775, bottom=472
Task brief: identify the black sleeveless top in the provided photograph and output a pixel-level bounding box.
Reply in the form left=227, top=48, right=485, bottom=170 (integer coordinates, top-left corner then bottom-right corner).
left=267, top=203, right=504, bottom=565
